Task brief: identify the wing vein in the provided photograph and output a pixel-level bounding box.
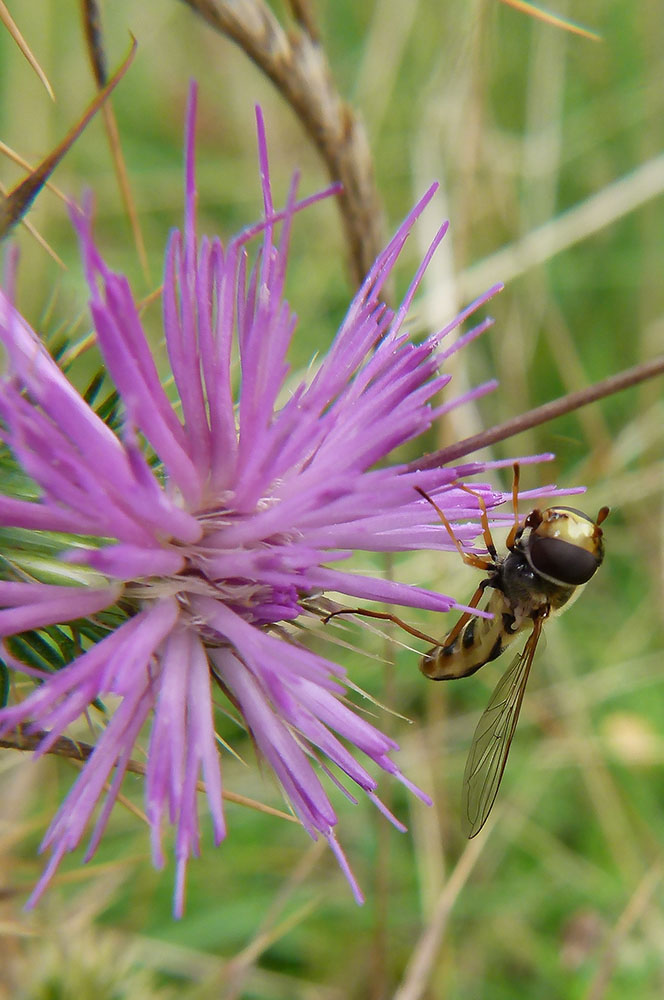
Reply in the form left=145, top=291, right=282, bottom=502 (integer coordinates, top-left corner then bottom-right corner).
left=462, top=616, right=544, bottom=837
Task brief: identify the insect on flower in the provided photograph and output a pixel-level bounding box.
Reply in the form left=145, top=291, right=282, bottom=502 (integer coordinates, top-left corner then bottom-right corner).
left=418, top=463, right=609, bottom=836
left=1, top=81, right=557, bottom=916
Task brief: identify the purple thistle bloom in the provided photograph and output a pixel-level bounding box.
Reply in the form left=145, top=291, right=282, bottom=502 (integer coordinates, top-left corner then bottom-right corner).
left=0, top=85, right=554, bottom=916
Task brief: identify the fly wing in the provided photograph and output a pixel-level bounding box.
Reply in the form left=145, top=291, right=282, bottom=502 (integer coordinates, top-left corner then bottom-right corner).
left=462, top=616, right=544, bottom=838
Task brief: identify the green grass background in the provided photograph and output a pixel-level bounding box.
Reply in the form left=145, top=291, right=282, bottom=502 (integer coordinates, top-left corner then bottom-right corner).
left=1, top=1, right=663, bottom=998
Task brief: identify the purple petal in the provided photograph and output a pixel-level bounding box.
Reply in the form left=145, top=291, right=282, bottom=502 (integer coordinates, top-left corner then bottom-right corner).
left=0, top=582, right=119, bottom=637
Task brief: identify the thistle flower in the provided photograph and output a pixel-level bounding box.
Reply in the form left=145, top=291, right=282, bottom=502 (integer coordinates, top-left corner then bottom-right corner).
left=0, top=84, right=544, bottom=916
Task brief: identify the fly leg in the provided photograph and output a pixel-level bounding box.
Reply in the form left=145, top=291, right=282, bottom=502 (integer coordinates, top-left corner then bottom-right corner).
left=415, top=486, right=496, bottom=570
left=420, top=578, right=491, bottom=680
left=323, top=484, right=494, bottom=647
left=505, top=462, right=525, bottom=550
left=323, top=607, right=440, bottom=646
left=415, top=484, right=495, bottom=679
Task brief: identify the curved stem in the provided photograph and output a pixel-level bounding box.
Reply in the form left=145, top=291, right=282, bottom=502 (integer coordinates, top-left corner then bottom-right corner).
left=178, top=0, right=385, bottom=287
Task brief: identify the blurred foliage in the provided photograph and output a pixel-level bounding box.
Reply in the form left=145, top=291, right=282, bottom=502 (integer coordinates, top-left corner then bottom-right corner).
left=1, top=2, right=663, bottom=999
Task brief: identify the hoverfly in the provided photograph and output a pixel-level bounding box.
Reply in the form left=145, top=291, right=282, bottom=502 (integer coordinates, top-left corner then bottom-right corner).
left=417, top=464, right=608, bottom=836
left=325, top=464, right=609, bottom=837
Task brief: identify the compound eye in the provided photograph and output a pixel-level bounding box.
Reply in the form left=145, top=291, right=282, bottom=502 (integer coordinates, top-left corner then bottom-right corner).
left=528, top=536, right=600, bottom=586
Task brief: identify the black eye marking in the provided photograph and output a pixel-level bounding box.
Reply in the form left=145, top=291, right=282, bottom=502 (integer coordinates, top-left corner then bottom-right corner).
left=528, top=537, right=600, bottom=586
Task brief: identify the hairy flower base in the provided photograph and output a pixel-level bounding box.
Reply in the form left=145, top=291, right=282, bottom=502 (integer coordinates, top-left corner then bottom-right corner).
left=0, top=84, right=571, bottom=915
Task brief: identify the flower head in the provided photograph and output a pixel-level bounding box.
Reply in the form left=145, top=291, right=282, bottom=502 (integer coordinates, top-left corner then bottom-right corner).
left=0, top=85, right=546, bottom=915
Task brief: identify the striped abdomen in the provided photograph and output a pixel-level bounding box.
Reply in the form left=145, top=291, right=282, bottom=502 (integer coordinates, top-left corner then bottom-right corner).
left=420, top=590, right=524, bottom=681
